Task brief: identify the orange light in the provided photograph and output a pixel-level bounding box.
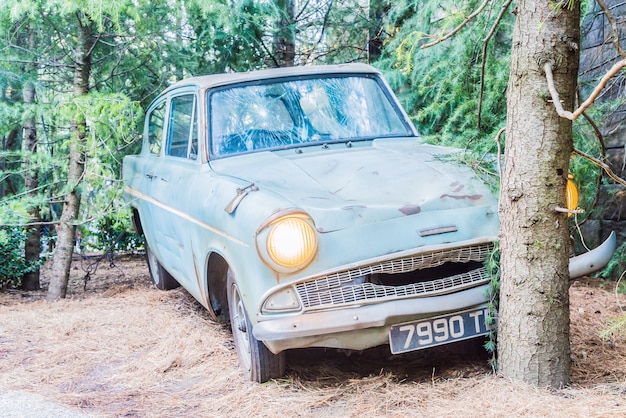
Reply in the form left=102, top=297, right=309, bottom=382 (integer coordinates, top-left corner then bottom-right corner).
left=566, top=174, right=579, bottom=217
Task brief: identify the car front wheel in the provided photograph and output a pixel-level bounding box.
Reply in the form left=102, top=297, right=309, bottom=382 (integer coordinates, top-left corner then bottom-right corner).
left=227, top=268, right=285, bottom=383
left=145, top=242, right=180, bottom=290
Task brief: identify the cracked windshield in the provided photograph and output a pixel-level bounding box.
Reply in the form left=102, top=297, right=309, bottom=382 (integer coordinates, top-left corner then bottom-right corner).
left=209, top=75, right=414, bottom=156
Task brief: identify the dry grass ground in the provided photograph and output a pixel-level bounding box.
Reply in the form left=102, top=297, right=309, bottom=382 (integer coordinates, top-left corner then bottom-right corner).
left=1, top=254, right=625, bottom=417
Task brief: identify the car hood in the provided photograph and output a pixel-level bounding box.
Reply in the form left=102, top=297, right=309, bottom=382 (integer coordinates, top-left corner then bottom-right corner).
left=210, top=138, right=498, bottom=232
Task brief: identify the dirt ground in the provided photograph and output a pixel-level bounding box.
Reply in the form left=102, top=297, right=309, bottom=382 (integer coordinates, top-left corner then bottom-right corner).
left=1, top=253, right=625, bottom=417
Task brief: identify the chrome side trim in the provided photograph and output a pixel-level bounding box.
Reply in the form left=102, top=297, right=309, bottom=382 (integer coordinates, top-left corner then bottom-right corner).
left=124, top=185, right=249, bottom=247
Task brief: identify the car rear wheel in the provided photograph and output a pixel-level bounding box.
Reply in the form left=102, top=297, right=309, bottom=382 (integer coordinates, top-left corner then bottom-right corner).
left=227, top=268, right=285, bottom=383
left=146, top=243, right=180, bottom=290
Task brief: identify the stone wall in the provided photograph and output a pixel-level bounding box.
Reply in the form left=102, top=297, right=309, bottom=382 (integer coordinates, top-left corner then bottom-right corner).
left=578, top=1, right=626, bottom=260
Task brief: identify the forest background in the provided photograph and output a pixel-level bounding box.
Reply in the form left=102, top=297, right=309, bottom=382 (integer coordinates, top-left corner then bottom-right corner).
left=0, top=0, right=625, bottom=344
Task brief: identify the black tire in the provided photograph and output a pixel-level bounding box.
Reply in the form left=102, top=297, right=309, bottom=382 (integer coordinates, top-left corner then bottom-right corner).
left=145, top=242, right=180, bottom=290
left=227, top=268, right=285, bottom=383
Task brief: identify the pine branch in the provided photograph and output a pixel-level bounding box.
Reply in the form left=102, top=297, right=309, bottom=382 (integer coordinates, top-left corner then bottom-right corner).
left=478, top=0, right=514, bottom=129
left=421, top=0, right=491, bottom=49
left=577, top=111, right=606, bottom=223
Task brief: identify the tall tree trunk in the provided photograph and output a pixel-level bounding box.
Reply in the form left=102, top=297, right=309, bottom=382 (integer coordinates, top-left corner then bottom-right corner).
left=368, top=0, right=386, bottom=63
left=22, top=78, right=41, bottom=291
left=498, top=1, right=580, bottom=387
left=22, top=27, right=42, bottom=291
left=274, top=0, right=296, bottom=67
left=47, top=17, right=93, bottom=301
left=1, top=129, right=20, bottom=198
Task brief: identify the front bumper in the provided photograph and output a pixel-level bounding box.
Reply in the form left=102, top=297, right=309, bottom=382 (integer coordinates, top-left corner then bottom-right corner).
left=253, top=284, right=490, bottom=353
left=253, top=232, right=616, bottom=354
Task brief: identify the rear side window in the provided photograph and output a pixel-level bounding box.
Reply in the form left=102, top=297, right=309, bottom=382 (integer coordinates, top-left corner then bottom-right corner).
left=166, top=94, right=198, bottom=159
left=147, top=101, right=166, bottom=155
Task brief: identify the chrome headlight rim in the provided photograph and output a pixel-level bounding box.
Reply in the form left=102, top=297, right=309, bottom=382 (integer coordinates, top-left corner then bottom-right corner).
left=256, top=210, right=318, bottom=274
left=261, top=286, right=301, bottom=313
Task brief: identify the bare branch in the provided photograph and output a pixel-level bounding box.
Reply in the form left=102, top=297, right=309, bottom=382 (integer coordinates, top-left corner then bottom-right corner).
left=573, top=148, right=626, bottom=188
left=581, top=111, right=607, bottom=155
left=0, top=58, right=71, bottom=69
left=575, top=110, right=606, bottom=223
left=0, top=220, right=60, bottom=228
left=494, top=126, right=505, bottom=178
left=478, top=0, right=514, bottom=129
left=554, top=206, right=585, bottom=214
left=596, top=0, right=626, bottom=59
left=421, top=0, right=491, bottom=49
left=316, top=0, right=333, bottom=47
left=544, top=60, right=626, bottom=120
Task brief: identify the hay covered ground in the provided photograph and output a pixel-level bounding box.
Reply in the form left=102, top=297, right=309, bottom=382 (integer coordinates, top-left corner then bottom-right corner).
left=1, top=254, right=625, bottom=417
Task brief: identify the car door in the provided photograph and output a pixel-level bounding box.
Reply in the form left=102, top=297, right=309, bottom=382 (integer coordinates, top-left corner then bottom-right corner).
left=136, top=91, right=199, bottom=289
left=127, top=98, right=168, bottom=259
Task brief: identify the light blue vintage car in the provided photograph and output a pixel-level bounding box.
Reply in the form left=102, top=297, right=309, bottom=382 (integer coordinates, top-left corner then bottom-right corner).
left=123, top=63, right=616, bottom=382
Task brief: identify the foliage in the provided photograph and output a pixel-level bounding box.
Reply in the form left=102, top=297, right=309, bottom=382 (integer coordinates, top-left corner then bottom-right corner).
left=598, top=246, right=626, bottom=341
left=570, top=97, right=626, bottom=220
left=93, top=212, right=144, bottom=253
left=186, top=0, right=376, bottom=73
left=0, top=100, right=22, bottom=137
left=63, top=93, right=142, bottom=251
left=1, top=0, right=383, bottom=271
left=377, top=0, right=512, bottom=154
left=600, top=313, right=626, bottom=340
left=0, top=0, right=622, bottom=301
left=598, top=241, right=626, bottom=281
left=0, top=226, right=41, bottom=289
left=376, top=1, right=624, bottom=284
left=599, top=267, right=626, bottom=340
left=184, top=0, right=274, bottom=73
left=5, top=0, right=139, bottom=31
left=569, top=79, right=626, bottom=279
left=484, top=241, right=500, bottom=371
left=375, top=0, right=624, bottom=365
left=0, top=90, right=142, bottom=250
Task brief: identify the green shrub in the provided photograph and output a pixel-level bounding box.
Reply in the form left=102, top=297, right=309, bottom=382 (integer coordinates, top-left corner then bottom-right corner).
left=599, top=242, right=626, bottom=283
left=0, top=226, right=41, bottom=290
left=94, top=213, right=144, bottom=253
left=484, top=242, right=500, bottom=371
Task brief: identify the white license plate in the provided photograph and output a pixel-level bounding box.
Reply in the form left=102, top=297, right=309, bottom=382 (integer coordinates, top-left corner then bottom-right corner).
left=389, top=307, right=491, bottom=354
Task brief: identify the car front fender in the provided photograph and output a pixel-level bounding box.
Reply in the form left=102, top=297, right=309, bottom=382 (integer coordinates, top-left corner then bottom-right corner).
left=569, top=231, right=617, bottom=279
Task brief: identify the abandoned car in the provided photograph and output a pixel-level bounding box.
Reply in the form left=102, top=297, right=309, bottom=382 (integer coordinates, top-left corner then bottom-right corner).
left=123, top=63, right=616, bottom=382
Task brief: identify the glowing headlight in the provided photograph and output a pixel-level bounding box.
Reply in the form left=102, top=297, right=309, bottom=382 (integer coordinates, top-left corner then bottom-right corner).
left=267, top=215, right=317, bottom=269
left=566, top=174, right=579, bottom=217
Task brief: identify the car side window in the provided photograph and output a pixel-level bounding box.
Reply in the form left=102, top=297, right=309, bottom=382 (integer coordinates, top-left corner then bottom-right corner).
left=147, top=101, right=166, bottom=156
left=167, top=94, right=197, bottom=160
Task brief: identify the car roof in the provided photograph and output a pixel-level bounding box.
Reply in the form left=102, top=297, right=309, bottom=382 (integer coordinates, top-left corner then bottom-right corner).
left=163, top=63, right=382, bottom=94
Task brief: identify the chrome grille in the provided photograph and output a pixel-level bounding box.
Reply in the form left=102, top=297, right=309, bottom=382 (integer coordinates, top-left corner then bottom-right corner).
left=295, top=244, right=492, bottom=310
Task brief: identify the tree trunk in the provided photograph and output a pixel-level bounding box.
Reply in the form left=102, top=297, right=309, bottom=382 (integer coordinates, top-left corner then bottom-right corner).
left=497, top=1, right=580, bottom=387
left=22, top=78, right=41, bottom=291
left=47, top=17, right=93, bottom=301
left=368, top=0, right=387, bottom=63
left=1, top=129, right=19, bottom=198
left=274, top=0, right=296, bottom=67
